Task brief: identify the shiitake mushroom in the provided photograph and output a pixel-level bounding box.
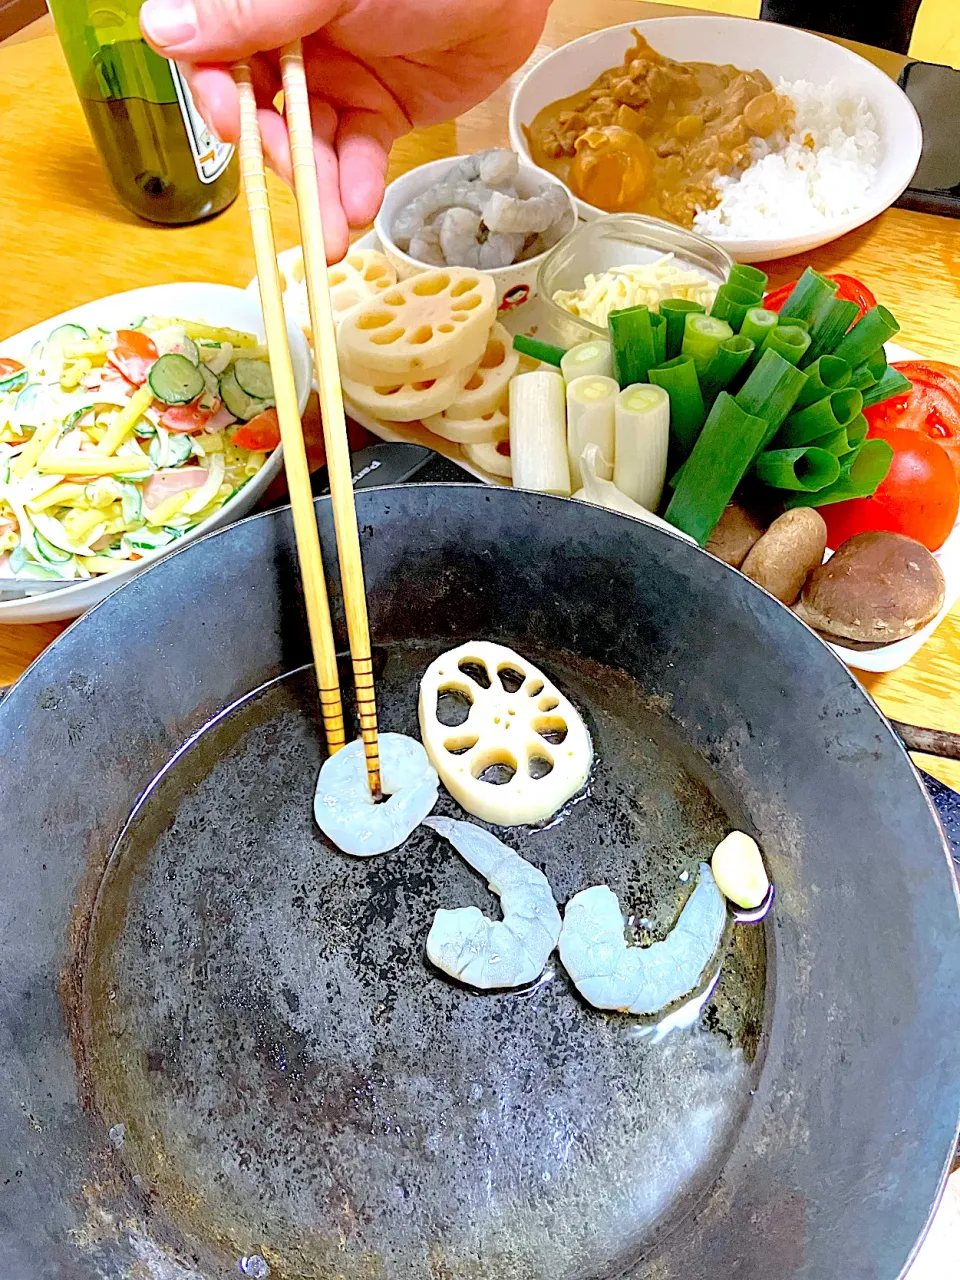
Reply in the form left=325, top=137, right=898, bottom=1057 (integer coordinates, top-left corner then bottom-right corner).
left=794, top=531, right=945, bottom=646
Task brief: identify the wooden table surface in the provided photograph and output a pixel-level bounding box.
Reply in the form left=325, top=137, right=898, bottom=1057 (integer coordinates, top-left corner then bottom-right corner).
left=2, top=4, right=960, bottom=794
left=0, top=3, right=957, bottom=1270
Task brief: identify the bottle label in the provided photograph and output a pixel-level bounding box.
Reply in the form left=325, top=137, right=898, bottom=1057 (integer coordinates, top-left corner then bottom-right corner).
left=169, top=64, right=234, bottom=185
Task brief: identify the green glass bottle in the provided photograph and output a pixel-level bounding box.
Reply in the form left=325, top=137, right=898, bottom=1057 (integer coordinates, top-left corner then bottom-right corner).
left=48, top=0, right=239, bottom=225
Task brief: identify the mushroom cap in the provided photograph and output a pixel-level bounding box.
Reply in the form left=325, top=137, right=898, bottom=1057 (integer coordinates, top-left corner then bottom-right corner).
left=796, top=531, right=945, bottom=645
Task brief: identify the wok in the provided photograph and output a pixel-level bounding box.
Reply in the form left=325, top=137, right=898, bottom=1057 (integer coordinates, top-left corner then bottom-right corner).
left=0, top=480, right=958, bottom=1280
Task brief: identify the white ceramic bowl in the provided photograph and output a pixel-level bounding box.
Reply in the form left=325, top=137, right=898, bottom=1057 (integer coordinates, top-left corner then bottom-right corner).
left=0, top=282, right=312, bottom=624
left=374, top=155, right=577, bottom=310
left=509, top=16, right=922, bottom=263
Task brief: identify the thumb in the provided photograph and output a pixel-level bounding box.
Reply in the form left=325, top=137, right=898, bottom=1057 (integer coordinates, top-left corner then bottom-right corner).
left=140, top=0, right=340, bottom=62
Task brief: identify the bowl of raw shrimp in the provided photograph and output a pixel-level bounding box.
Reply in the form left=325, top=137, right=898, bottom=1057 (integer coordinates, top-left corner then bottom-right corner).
left=374, top=151, right=577, bottom=310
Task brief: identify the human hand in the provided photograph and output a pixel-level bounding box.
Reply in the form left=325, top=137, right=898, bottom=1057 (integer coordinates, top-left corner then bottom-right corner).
left=140, top=0, right=552, bottom=261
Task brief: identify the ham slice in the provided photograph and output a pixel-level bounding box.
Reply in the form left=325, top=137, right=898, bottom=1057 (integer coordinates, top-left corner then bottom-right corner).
left=143, top=467, right=208, bottom=510
left=204, top=404, right=237, bottom=432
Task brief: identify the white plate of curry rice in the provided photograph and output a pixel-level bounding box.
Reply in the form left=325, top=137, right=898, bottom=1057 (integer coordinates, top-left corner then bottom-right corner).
left=509, top=16, right=922, bottom=262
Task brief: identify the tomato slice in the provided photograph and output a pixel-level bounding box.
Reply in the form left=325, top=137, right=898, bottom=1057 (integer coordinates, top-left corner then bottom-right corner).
left=108, top=329, right=158, bottom=386
left=865, top=360, right=960, bottom=488
left=0, top=357, right=25, bottom=378
left=160, top=401, right=215, bottom=434
left=820, top=424, right=959, bottom=553
left=764, top=273, right=878, bottom=321
left=231, top=408, right=281, bottom=452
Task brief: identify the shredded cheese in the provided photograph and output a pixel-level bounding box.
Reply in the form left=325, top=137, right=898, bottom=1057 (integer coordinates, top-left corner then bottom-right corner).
left=553, top=254, right=718, bottom=328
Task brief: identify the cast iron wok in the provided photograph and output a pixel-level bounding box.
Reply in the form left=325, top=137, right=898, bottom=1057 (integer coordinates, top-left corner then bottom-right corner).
left=0, top=485, right=957, bottom=1280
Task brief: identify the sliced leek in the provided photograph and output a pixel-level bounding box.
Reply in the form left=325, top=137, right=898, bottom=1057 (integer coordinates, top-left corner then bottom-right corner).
left=572, top=444, right=697, bottom=544
left=614, top=383, right=670, bottom=511
left=566, top=375, right=617, bottom=489
left=508, top=371, right=570, bottom=497
left=560, top=341, right=613, bottom=382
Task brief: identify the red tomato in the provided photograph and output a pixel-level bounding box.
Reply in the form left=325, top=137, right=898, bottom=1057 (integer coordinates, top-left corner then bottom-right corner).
left=108, top=329, right=158, bottom=385
left=864, top=360, right=960, bottom=487
left=160, top=401, right=215, bottom=433
left=764, top=273, right=878, bottom=321
left=820, top=425, right=959, bottom=553
left=0, top=357, right=25, bottom=378
left=231, top=409, right=281, bottom=452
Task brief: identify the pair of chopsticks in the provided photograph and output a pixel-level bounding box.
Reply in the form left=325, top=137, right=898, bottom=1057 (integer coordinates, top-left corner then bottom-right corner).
left=234, top=46, right=381, bottom=797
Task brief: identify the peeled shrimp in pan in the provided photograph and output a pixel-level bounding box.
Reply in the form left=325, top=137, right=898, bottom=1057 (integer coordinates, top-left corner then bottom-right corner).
left=559, top=864, right=727, bottom=1015
left=313, top=733, right=439, bottom=857
left=424, top=817, right=562, bottom=989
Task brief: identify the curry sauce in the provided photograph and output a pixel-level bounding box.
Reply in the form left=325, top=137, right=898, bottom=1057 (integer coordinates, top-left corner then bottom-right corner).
left=525, top=31, right=794, bottom=228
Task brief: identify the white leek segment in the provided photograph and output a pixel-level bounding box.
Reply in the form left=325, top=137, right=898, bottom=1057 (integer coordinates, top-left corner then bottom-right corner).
left=614, top=383, right=670, bottom=511
left=572, top=444, right=696, bottom=544
left=560, top=340, right=613, bottom=383
left=419, top=640, right=593, bottom=827
left=565, top=375, right=617, bottom=490
left=508, top=370, right=570, bottom=497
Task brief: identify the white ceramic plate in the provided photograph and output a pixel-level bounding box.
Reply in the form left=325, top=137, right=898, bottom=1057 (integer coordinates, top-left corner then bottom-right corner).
left=0, top=283, right=312, bottom=624
left=508, top=16, right=922, bottom=263
left=251, top=240, right=957, bottom=673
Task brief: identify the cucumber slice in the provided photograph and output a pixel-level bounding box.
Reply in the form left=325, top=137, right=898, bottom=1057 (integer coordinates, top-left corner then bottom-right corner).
left=117, top=481, right=142, bottom=525
left=43, top=323, right=88, bottom=367
left=199, top=364, right=220, bottom=409
left=122, top=528, right=176, bottom=553
left=233, top=358, right=274, bottom=401
left=148, top=354, right=205, bottom=405
left=167, top=433, right=194, bottom=468
left=0, top=369, right=28, bottom=394
left=33, top=531, right=74, bottom=565
left=220, top=368, right=271, bottom=422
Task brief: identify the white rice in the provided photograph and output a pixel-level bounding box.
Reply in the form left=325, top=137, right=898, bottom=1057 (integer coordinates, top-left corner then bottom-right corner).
left=693, top=78, right=881, bottom=240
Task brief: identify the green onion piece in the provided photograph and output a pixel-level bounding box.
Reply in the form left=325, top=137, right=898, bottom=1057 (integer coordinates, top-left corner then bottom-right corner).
left=831, top=305, right=900, bottom=368
left=727, top=263, right=768, bottom=299
left=710, top=284, right=759, bottom=331
left=777, top=268, right=839, bottom=325
left=802, top=297, right=859, bottom=367
left=845, top=414, right=868, bottom=450
left=848, top=364, right=877, bottom=392
left=761, top=324, right=812, bottom=368
left=755, top=447, right=841, bottom=492
left=735, top=348, right=808, bottom=444
left=609, top=305, right=657, bottom=387
left=806, top=427, right=854, bottom=457
left=651, top=312, right=667, bottom=367
left=661, top=300, right=705, bottom=361
left=861, top=367, right=913, bottom=409
left=866, top=347, right=888, bottom=380
left=794, top=355, right=851, bottom=409
left=740, top=307, right=779, bottom=351
left=784, top=439, right=894, bottom=508
left=649, top=355, right=706, bottom=460
left=700, top=335, right=755, bottom=406
left=513, top=334, right=565, bottom=367
left=664, top=392, right=770, bottom=544
left=681, top=312, right=734, bottom=375
left=775, top=388, right=864, bottom=448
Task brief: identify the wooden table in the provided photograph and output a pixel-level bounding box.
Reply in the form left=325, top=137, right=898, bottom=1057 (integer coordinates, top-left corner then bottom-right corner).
left=0, top=4, right=957, bottom=1269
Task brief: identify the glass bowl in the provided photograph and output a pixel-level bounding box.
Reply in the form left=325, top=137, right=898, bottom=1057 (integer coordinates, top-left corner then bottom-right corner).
left=536, top=213, right=735, bottom=349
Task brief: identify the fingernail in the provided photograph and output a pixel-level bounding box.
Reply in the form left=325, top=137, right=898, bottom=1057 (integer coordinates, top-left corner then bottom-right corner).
left=141, top=0, right=197, bottom=48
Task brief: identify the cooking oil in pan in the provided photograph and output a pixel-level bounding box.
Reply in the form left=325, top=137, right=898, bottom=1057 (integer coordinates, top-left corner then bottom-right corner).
left=82, top=642, right=767, bottom=1280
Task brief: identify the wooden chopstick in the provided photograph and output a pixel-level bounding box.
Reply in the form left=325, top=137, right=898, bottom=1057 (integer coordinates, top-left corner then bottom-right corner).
left=278, top=40, right=383, bottom=800
left=233, top=62, right=347, bottom=758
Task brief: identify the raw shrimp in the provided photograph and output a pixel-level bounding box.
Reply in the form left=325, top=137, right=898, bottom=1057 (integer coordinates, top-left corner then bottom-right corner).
left=558, top=864, right=727, bottom=1015
left=437, top=207, right=484, bottom=269
left=478, top=232, right=527, bottom=270
left=392, top=183, right=486, bottom=249
left=445, top=148, right=519, bottom=187
left=424, top=817, right=562, bottom=990
left=313, top=733, right=439, bottom=857
left=408, top=221, right=445, bottom=267
left=482, top=184, right=571, bottom=235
